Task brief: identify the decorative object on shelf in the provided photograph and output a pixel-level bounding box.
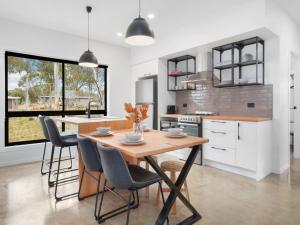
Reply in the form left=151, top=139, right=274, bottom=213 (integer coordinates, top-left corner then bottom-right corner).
left=243, top=53, right=254, bottom=62
left=167, top=55, right=196, bottom=91
left=124, top=102, right=149, bottom=137
left=212, top=36, right=264, bottom=88
left=79, top=6, right=98, bottom=68
left=125, top=0, right=155, bottom=46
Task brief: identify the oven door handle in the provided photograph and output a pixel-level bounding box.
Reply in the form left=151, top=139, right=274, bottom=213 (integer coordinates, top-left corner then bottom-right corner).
left=177, top=122, right=199, bottom=127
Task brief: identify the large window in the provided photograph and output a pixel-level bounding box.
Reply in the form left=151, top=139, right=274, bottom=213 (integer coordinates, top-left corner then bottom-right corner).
left=5, top=52, right=107, bottom=146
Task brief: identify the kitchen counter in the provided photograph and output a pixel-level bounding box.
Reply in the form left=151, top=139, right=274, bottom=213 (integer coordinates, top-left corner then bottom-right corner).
left=56, top=116, right=126, bottom=125
left=202, top=115, right=272, bottom=122
left=160, top=114, right=181, bottom=119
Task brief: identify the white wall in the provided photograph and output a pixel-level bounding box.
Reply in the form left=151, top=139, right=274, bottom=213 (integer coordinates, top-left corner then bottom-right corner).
left=0, top=18, right=131, bottom=166
left=265, top=0, right=300, bottom=171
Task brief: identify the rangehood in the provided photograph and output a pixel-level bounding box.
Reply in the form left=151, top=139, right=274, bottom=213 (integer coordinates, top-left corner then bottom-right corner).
left=182, top=52, right=213, bottom=84
left=181, top=71, right=212, bottom=84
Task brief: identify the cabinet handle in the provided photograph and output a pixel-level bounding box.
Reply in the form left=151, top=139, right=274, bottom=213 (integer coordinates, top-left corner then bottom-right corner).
left=211, top=131, right=226, bottom=135
left=211, top=120, right=226, bottom=124
left=238, top=122, right=240, bottom=140
left=211, top=146, right=227, bottom=151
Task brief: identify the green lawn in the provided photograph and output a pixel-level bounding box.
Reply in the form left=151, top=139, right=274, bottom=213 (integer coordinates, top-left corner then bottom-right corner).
left=9, top=117, right=44, bottom=143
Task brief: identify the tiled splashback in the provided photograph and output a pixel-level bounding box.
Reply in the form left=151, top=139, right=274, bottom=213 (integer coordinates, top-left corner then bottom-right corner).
left=176, top=81, right=273, bottom=117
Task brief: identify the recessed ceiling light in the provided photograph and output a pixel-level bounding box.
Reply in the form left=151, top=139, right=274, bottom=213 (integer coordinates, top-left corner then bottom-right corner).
left=116, top=32, right=123, bottom=37
left=147, top=13, right=155, bottom=20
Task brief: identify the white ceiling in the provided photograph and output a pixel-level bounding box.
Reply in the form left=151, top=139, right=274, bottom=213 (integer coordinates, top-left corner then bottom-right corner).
left=0, top=0, right=251, bottom=48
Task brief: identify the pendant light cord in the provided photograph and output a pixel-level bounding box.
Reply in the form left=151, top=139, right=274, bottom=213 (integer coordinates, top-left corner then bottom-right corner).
left=88, top=10, right=90, bottom=50
left=139, top=0, right=141, bottom=17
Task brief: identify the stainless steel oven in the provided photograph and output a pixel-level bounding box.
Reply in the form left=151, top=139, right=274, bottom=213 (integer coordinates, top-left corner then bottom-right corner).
left=177, top=121, right=203, bottom=165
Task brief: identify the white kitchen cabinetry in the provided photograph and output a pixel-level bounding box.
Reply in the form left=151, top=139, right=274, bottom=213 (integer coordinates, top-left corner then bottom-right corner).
left=203, top=119, right=272, bottom=181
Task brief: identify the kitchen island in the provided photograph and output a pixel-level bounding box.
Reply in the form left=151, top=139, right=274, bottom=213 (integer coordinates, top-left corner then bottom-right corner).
left=56, top=116, right=133, bottom=197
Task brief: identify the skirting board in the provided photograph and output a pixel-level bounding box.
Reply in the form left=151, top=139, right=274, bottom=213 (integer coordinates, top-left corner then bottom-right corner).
left=0, top=143, right=77, bottom=167
left=204, top=159, right=270, bottom=181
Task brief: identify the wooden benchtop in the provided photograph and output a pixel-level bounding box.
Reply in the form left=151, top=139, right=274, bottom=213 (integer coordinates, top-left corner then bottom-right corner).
left=202, top=116, right=272, bottom=122
left=160, top=114, right=181, bottom=118
left=55, top=116, right=127, bottom=125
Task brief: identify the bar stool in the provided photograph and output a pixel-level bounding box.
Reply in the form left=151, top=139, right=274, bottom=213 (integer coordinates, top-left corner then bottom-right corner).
left=137, top=155, right=158, bottom=199
left=77, top=137, right=107, bottom=220
left=156, top=160, right=190, bottom=215
left=44, top=118, right=79, bottom=201
left=38, top=115, right=73, bottom=175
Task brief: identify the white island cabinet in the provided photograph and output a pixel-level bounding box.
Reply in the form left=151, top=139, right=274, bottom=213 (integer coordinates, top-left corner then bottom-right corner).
left=203, top=117, right=272, bottom=181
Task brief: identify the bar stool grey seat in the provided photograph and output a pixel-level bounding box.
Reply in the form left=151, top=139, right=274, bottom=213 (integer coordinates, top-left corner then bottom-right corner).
left=38, top=115, right=73, bottom=176
left=98, top=146, right=169, bottom=225
left=77, top=137, right=112, bottom=220
left=44, top=117, right=79, bottom=201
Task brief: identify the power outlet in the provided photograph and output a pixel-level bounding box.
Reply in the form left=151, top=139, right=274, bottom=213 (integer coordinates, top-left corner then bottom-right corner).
left=247, top=102, right=255, bottom=108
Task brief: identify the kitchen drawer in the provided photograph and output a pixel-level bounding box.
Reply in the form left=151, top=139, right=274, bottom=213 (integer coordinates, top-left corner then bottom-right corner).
left=204, top=130, right=236, bottom=149
left=203, top=119, right=237, bottom=132
left=204, top=145, right=235, bottom=166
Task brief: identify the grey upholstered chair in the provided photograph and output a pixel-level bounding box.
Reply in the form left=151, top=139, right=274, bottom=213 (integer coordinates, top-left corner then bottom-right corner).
left=44, top=117, right=79, bottom=201
left=77, top=137, right=106, bottom=220
left=38, top=115, right=73, bottom=176
left=98, top=146, right=168, bottom=225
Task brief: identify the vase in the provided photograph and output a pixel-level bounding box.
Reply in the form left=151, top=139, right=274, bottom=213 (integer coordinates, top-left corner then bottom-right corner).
left=133, top=122, right=143, bottom=137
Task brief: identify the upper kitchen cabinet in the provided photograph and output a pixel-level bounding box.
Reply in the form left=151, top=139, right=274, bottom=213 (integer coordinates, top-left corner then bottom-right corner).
left=167, top=55, right=196, bottom=91
left=212, top=37, right=265, bottom=88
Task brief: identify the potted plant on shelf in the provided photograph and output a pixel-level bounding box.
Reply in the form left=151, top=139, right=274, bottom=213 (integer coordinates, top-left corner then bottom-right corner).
left=124, top=102, right=148, bottom=137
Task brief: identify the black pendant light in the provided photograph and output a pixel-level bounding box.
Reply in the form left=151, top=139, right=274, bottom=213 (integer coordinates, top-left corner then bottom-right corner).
left=79, top=6, right=98, bottom=67
left=125, top=0, right=155, bottom=46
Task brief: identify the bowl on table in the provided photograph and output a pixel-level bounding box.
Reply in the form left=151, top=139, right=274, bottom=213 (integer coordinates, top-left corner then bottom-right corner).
left=96, top=127, right=111, bottom=135
left=125, top=133, right=143, bottom=143
left=167, top=128, right=183, bottom=136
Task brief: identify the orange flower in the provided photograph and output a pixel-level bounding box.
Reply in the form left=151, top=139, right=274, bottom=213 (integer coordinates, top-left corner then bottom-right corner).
left=124, top=102, right=134, bottom=113
left=140, top=104, right=149, bottom=120
left=124, top=102, right=148, bottom=123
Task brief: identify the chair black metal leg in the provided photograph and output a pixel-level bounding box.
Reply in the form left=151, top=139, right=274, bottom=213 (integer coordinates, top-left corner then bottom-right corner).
left=97, top=185, right=138, bottom=224
left=68, top=147, right=73, bottom=169
left=55, top=147, right=63, bottom=200
left=48, top=145, right=55, bottom=187
left=55, top=147, right=78, bottom=201
left=126, top=192, right=133, bottom=225
left=159, top=182, right=169, bottom=225
left=41, top=141, right=47, bottom=175
left=94, top=173, right=102, bottom=220
left=145, top=145, right=202, bottom=225
left=78, top=166, right=85, bottom=201
left=97, top=180, right=107, bottom=223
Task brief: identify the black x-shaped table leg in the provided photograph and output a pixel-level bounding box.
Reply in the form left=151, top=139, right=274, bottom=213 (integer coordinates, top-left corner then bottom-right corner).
left=145, top=145, right=202, bottom=225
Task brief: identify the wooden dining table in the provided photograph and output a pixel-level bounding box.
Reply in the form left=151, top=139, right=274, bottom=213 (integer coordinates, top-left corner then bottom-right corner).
left=80, top=129, right=209, bottom=225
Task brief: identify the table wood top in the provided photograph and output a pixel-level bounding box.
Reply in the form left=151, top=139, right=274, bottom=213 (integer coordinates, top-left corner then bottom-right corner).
left=80, top=130, right=209, bottom=158
left=55, top=116, right=127, bottom=125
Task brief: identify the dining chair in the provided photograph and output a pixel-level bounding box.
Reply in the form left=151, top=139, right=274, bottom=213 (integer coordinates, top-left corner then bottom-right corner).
left=38, top=115, right=73, bottom=176
left=77, top=136, right=108, bottom=220
left=98, top=146, right=169, bottom=225
left=44, top=117, right=79, bottom=201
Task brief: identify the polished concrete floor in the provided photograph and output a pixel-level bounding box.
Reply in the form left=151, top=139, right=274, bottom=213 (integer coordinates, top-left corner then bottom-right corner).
left=1, top=155, right=300, bottom=225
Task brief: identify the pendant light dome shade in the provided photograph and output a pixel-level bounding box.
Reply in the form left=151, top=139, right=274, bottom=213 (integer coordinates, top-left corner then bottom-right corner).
left=125, top=17, right=155, bottom=46
left=125, top=0, right=155, bottom=46
left=79, top=6, right=99, bottom=68
left=79, top=50, right=98, bottom=68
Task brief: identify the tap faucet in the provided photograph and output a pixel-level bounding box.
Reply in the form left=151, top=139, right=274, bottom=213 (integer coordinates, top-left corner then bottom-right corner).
left=86, top=101, right=91, bottom=118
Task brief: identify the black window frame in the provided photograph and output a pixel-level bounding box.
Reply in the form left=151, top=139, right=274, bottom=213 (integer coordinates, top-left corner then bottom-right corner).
left=5, top=51, right=108, bottom=146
